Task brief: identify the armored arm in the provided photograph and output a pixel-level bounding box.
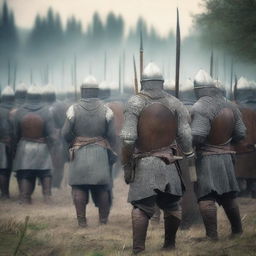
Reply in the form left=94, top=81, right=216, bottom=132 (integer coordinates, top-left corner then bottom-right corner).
left=232, top=107, right=246, bottom=143
left=61, top=105, right=76, bottom=144
left=105, top=107, right=117, bottom=151
left=120, top=95, right=144, bottom=184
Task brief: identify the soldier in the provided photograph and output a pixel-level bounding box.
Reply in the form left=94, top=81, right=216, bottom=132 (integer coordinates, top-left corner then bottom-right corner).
left=0, top=86, right=15, bottom=199
left=121, top=63, right=194, bottom=254
left=43, top=84, right=69, bottom=189
left=191, top=69, right=246, bottom=240
left=10, top=83, right=28, bottom=196
left=62, top=76, right=117, bottom=227
left=12, top=85, right=56, bottom=204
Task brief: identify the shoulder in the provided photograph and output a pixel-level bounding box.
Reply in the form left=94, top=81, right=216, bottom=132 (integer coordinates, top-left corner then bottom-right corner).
left=103, top=105, right=114, bottom=122
left=125, top=95, right=146, bottom=113
left=66, top=104, right=78, bottom=120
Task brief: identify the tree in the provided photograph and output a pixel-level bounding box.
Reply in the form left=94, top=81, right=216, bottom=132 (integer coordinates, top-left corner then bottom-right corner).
left=194, top=0, right=256, bottom=62
left=0, top=1, right=19, bottom=59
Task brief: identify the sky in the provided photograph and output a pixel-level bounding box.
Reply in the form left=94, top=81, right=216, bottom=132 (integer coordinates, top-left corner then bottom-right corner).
left=2, top=0, right=203, bottom=37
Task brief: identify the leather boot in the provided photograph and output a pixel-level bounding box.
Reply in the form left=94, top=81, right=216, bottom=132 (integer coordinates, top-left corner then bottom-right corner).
left=221, top=198, right=243, bottom=236
left=20, top=179, right=34, bottom=204
left=162, top=210, right=181, bottom=250
left=132, top=208, right=149, bottom=254
left=41, top=177, right=52, bottom=203
left=0, top=174, right=10, bottom=199
left=97, top=190, right=111, bottom=224
left=72, top=187, right=88, bottom=227
left=199, top=200, right=218, bottom=240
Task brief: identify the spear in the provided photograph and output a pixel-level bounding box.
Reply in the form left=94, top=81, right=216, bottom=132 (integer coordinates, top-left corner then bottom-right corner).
left=118, top=57, right=122, bottom=95
left=74, top=55, right=78, bottom=101
left=133, top=55, right=139, bottom=94
left=8, top=60, right=11, bottom=85
left=123, top=50, right=126, bottom=89
left=140, top=30, right=144, bottom=81
left=210, top=50, right=214, bottom=78
left=175, top=8, right=181, bottom=99
left=13, top=63, right=17, bottom=90
left=230, top=59, right=234, bottom=100
left=30, top=68, right=33, bottom=85
left=104, top=51, right=107, bottom=81
left=233, top=74, right=238, bottom=101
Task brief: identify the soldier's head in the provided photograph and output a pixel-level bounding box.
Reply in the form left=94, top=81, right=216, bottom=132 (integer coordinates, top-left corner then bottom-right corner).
left=43, top=84, right=56, bottom=103
left=15, top=83, right=27, bottom=105
left=27, top=85, right=42, bottom=103
left=194, top=69, right=221, bottom=98
left=80, top=75, right=99, bottom=99
left=1, top=86, right=14, bottom=104
left=141, top=62, right=164, bottom=90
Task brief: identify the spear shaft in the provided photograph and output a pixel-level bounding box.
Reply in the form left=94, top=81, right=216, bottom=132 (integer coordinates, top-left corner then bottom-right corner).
left=133, top=55, right=139, bottom=94
left=175, top=8, right=181, bottom=99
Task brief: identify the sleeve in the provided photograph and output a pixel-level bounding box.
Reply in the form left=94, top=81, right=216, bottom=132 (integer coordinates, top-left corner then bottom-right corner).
left=45, top=109, right=58, bottom=148
left=105, top=106, right=117, bottom=150
left=175, top=101, right=194, bottom=156
left=120, top=95, right=145, bottom=143
left=61, top=105, right=76, bottom=144
left=232, top=107, right=246, bottom=143
left=190, top=102, right=211, bottom=147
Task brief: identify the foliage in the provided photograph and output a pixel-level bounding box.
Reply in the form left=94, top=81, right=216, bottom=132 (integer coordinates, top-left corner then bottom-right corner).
left=194, top=0, right=256, bottom=62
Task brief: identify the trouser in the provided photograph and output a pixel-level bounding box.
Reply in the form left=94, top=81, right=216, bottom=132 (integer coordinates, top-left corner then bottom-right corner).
left=71, top=184, right=112, bottom=227
left=52, top=166, right=64, bottom=188
left=16, top=170, right=52, bottom=204
left=0, top=169, right=11, bottom=198
left=198, top=191, right=243, bottom=239
left=131, top=193, right=181, bottom=254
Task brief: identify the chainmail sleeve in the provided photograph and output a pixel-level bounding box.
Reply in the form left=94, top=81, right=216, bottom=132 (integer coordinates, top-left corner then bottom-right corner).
left=104, top=106, right=117, bottom=150
left=120, top=95, right=146, bottom=144
left=191, top=100, right=211, bottom=146
left=174, top=101, right=194, bottom=156
left=61, top=104, right=76, bottom=144
left=232, top=105, right=246, bottom=143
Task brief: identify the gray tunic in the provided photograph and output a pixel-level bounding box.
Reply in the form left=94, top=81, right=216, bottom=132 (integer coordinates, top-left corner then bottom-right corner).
left=62, top=98, right=116, bottom=186
left=12, top=102, right=55, bottom=171
left=191, top=94, right=246, bottom=199
left=121, top=89, right=193, bottom=202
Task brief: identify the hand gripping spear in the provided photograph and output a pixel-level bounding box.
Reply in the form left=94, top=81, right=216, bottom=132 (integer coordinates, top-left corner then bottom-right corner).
left=175, top=8, right=181, bottom=99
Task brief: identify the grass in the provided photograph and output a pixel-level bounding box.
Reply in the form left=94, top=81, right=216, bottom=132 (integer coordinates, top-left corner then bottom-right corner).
left=0, top=172, right=256, bottom=256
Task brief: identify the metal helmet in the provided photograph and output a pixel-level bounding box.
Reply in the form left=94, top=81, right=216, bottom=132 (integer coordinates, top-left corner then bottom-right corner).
left=80, top=75, right=99, bottom=98
left=237, top=76, right=250, bottom=89
left=15, top=83, right=27, bottom=103
left=27, top=85, right=42, bottom=101
left=214, top=79, right=226, bottom=97
left=81, top=75, right=99, bottom=89
left=141, top=62, right=164, bottom=90
left=1, top=86, right=15, bottom=103
left=99, top=81, right=111, bottom=99
left=194, top=69, right=215, bottom=89
left=43, top=84, right=56, bottom=103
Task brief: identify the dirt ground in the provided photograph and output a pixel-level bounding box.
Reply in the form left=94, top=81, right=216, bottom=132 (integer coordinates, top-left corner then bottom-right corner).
left=1, top=172, right=256, bottom=256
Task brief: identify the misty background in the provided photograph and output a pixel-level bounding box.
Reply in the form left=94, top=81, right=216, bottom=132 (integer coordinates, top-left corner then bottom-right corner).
left=0, top=0, right=255, bottom=93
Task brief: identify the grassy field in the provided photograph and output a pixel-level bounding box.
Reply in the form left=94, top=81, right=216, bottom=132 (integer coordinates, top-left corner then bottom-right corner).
left=0, top=173, right=256, bottom=256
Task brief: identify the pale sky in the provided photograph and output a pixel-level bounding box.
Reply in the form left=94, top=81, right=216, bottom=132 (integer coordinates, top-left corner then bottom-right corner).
left=2, top=0, right=203, bottom=37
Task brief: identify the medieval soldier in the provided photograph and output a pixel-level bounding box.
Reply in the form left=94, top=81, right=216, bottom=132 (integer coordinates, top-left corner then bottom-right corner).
left=43, top=84, right=69, bottom=189
left=12, top=85, right=56, bottom=204
left=191, top=69, right=246, bottom=240
left=10, top=83, right=28, bottom=196
left=62, top=76, right=117, bottom=227
left=121, top=63, right=194, bottom=254
left=0, top=86, right=15, bottom=199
